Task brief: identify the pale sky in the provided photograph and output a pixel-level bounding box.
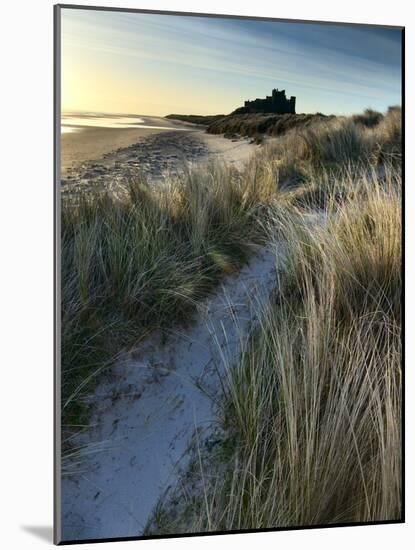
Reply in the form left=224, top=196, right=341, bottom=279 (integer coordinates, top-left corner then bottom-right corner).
left=61, top=8, right=402, bottom=116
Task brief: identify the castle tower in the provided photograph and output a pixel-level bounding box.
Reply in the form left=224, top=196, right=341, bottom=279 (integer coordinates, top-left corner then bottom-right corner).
left=234, top=88, right=296, bottom=115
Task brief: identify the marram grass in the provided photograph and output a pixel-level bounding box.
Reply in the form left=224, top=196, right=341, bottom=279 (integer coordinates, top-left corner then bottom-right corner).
left=62, top=109, right=402, bottom=528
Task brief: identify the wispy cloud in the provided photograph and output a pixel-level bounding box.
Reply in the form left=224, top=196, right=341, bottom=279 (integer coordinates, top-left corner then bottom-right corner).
left=61, top=9, right=402, bottom=115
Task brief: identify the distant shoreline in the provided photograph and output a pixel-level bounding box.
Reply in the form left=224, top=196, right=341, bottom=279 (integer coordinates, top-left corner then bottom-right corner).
left=60, top=115, right=196, bottom=175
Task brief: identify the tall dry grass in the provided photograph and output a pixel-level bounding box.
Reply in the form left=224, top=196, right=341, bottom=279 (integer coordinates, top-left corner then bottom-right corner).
left=253, top=105, right=401, bottom=181
left=145, top=165, right=402, bottom=533
left=62, top=106, right=402, bottom=520
left=61, top=162, right=272, bottom=431
left=216, top=170, right=401, bottom=528
left=207, top=112, right=331, bottom=138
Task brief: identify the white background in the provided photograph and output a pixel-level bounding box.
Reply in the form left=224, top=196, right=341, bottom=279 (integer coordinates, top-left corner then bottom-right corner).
left=0, top=0, right=412, bottom=547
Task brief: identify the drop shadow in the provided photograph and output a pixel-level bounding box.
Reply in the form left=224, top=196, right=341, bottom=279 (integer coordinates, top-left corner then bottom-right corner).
left=21, top=525, right=54, bottom=543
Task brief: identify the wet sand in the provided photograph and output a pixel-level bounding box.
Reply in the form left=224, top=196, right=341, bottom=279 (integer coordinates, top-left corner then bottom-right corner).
left=60, top=115, right=196, bottom=175
left=61, top=127, right=168, bottom=175
left=60, top=120, right=260, bottom=199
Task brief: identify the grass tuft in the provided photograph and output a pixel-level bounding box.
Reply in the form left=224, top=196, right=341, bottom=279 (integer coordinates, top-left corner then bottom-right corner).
left=61, top=107, right=402, bottom=529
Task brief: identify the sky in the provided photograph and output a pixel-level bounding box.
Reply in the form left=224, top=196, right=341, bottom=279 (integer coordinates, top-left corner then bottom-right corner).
left=61, top=8, right=402, bottom=116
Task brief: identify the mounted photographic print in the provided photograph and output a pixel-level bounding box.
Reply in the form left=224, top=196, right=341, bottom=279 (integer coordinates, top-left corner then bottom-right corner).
left=54, top=4, right=404, bottom=544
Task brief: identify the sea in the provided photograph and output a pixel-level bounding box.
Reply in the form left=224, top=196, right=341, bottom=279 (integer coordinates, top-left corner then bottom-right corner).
left=61, top=112, right=181, bottom=133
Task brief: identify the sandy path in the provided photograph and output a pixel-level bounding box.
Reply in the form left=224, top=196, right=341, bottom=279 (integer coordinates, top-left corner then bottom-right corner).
left=60, top=242, right=283, bottom=542
left=197, top=131, right=260, bottom=169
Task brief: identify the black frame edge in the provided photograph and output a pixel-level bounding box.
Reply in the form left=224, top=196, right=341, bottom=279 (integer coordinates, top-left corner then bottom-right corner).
left=54, top=3, right=62, bottom=546
left=56, top=3, right=404, bottom=30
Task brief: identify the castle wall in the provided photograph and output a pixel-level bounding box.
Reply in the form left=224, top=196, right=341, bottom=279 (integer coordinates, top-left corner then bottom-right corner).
left=238, top=88, right=296, bottom=115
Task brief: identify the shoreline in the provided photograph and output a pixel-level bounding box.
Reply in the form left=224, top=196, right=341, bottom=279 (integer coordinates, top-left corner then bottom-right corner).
left=60, top=115, right=201, bottom=176
left=61, top=126, right=260, bottom=196
left=61, top=126, right=169, bottom=176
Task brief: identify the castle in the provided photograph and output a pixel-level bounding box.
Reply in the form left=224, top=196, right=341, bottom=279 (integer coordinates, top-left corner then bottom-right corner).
left=233, top=88, right=296, bottom=115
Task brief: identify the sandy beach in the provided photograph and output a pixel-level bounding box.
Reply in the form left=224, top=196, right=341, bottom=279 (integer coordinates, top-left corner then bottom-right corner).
left=61, top=127, right=166, bottom=175
left=60, top=115, right=198, bottom=174
left=60, top=115, right=259, bottom=193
